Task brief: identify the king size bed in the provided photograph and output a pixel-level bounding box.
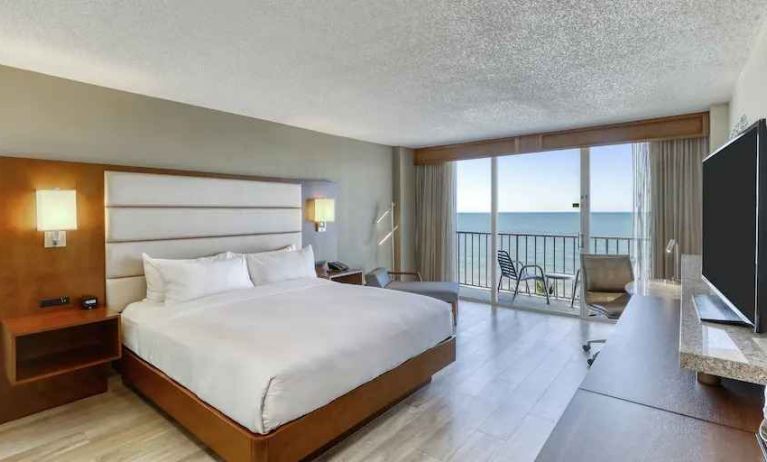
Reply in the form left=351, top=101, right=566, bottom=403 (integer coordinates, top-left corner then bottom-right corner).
left=105, top=171, right=456, bottom=462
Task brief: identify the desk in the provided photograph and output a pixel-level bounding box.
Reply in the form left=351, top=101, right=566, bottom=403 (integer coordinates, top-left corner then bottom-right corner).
left=625, top=278, right=680, bottom=298
left=537, top=289, right=763, bottom=460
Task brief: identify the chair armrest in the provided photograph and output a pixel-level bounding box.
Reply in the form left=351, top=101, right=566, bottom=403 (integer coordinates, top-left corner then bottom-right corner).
left=388, top=271, right=423, bottom=281
left=519, top=264, right=546, bottom=278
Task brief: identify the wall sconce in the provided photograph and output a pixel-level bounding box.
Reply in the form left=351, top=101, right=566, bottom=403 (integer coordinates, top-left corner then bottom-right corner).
left=307, top=198, right=335, bottom=232
left=36, top=189, right=77, bottom=248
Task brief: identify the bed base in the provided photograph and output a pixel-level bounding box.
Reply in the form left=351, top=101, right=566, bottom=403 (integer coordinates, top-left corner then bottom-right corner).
left=120, top=336, right=456, bottom=462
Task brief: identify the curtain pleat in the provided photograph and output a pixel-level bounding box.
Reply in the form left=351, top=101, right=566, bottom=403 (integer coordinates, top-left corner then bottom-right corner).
left=415, top=162, right=457, bottom=281
left=632, top=142, right=653, bottom=280
left=649, top=137, right=708, bottom=279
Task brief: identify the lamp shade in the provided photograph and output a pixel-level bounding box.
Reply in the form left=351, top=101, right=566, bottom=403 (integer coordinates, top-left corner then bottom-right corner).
left=309, top=198, right=335, bottom=223
left=36, top=190, right=77, bottom=231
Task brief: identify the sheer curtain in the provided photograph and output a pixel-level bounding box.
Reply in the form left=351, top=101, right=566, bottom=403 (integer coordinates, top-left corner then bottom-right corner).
left=632, top=142, right=653, bottom=280
left=632, top=137, right=707, bottom=280
left=415, top=162, right=457, bottom=281
left=649, top=137, right=707, bottom=279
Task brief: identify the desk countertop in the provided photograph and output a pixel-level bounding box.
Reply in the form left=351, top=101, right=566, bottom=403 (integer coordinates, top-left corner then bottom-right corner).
left=537, top=263, right=763, bottom=461
left=679, top=255, right=767, bottom=384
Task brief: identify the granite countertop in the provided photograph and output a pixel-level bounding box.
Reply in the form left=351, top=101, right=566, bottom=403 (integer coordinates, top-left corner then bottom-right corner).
left=679, top=255, right=767, bottom=384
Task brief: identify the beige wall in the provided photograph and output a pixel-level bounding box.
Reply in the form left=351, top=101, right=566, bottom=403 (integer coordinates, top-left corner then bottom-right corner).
left=0, top=65, right=393, bottom=270
left=708, top=103, right=730, bottom=153
left=730, top=18, right=767, bottom=132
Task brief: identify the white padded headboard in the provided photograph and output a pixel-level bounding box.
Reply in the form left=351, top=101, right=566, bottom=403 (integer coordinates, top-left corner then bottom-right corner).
left=105, top=171, right=303, bottom=310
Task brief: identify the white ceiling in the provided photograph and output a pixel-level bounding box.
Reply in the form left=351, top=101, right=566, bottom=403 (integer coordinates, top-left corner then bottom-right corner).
left=0, top=1, right=765, bottom=148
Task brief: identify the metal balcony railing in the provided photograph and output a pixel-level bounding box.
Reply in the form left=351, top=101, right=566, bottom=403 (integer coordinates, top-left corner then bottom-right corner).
left=457, top=231, right=635, bottom=301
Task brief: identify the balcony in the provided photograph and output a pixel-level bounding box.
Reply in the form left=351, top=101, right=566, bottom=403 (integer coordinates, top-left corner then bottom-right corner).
left=457, top=231, right=634, bottom=314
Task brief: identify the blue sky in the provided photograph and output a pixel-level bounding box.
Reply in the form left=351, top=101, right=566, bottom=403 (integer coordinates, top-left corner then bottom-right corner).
left=457, top=144, right=633, bottom=213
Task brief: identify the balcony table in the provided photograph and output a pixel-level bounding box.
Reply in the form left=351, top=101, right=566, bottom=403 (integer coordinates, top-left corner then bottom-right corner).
left=544, top=270, right=580, bottom=307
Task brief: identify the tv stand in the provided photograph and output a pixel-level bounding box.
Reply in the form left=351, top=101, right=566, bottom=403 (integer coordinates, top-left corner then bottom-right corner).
left=680, top=255, right=767, bottom=384
left=693, top=294, right=752, bottom=327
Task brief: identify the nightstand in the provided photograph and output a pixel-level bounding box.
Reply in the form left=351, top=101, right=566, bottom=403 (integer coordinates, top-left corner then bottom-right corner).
left=316, top=267, right=365, bottom=285
left=2, top=308, right=121, bottom=386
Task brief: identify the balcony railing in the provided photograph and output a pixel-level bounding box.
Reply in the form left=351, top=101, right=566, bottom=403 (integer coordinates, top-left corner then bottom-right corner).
left=457, top=231, right=635, bottom=301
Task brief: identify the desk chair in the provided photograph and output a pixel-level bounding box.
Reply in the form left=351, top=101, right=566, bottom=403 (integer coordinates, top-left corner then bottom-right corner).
left=580, top=254, right=633, bottom=365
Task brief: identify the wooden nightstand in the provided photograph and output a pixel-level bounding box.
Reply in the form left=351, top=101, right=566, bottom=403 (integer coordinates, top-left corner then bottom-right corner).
left=316, top=267, right=365, bottom=285
left=2, top=308, right=121, bottom=386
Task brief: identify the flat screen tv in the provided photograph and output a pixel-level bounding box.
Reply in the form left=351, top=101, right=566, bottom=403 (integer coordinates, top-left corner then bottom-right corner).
left=701, top=119, right=767, bottom=332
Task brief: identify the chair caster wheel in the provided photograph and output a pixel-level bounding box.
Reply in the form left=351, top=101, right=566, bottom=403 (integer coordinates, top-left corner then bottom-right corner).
left=587, top=358, right=594, bottom=367
left=582, top=344, right=591, bottom=352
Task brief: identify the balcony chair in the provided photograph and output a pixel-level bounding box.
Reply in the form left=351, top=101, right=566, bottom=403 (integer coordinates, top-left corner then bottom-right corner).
left=496, top=250, right=550, bottom=304
left=580, top=254, right=634, bottom=366
left=365, top=268, right=459, bottom=326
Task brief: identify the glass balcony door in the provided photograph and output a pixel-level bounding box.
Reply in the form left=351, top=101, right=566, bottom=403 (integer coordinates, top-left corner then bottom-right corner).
left=496, top=149, right=582, bottom=314
left=588, top=144, right=634, bottom=256
left=456, top=158, right=492, bottom=289
left=456, top=144, right=635, bottom=317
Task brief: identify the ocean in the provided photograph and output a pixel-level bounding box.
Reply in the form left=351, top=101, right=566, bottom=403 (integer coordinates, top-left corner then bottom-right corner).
left=458, top=212, right=632, bottom=237
left=456, top=212, right=633, bottom=294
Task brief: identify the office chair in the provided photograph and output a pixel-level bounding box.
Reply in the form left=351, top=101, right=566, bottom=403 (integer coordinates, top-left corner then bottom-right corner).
left=580, top=254, right=633, bottom=366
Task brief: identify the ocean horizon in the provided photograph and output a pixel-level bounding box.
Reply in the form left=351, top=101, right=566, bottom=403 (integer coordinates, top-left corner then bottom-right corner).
left=458, top=211, right=632, bottom=237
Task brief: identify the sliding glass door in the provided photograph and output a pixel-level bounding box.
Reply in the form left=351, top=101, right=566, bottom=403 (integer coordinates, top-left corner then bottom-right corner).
left=456, top=158, right=492, bottom=290
left=456, top=143, right=637, bottom=317
left=589, top=144, right=634, bottom=257
left=496, top=149, right=581, bottom=314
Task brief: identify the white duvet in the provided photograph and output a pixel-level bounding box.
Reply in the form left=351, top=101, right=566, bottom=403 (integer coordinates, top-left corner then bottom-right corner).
left=121, top=277, right=453, bottom=434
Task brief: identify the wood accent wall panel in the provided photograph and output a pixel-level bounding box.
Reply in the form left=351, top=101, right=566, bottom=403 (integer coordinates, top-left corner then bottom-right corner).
left=0, top=158, right=107, bottom=317
left=0, top=157, right=108, bottom=424
left=0, top=155, right=309, bottom=425
left=414, top=111, right=710, bottom=164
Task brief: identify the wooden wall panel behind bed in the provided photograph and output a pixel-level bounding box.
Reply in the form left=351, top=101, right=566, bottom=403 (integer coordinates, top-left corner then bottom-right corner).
left=0, top=155, right=334, bottom=424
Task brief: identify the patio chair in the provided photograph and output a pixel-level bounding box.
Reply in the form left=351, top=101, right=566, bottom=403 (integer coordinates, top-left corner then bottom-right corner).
left=496, top=250, right=550, bottom=304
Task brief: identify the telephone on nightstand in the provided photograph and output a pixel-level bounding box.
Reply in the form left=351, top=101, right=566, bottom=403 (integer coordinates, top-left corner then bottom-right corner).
left=327, top=261, right=350, bottom=272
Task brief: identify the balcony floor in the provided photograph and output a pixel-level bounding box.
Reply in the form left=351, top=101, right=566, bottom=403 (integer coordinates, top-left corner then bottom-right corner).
left=460, top=286, right=580, bottom=316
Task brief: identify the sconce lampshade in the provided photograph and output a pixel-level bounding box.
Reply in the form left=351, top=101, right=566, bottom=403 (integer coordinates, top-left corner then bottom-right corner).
left=308, top=198, right=335, bottom=223
left=36, top=190, right=78, bottom=231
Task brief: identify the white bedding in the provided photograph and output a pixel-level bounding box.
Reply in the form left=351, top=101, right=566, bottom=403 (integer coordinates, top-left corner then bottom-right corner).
left=121, top=277, right=453, bottom=434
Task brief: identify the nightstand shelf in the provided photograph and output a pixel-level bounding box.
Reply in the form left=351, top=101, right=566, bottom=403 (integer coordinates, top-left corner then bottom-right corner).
left=3, top=308, right=121, bottom=385
left=316, top=267, right=365, bottom=285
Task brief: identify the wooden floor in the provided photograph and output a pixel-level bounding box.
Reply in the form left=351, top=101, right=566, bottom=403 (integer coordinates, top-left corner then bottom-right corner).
left=0, top=301, right=614, bottom=462
left=460, top=287, right=580, bottom=316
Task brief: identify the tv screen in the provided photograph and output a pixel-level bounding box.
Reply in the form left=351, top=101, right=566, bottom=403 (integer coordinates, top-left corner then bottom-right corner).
left=702, top=123, right=762, bottom=326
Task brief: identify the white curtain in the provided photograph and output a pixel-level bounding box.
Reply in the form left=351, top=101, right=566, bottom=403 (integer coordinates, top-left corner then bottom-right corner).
left=649, top=137, right=707, bottom=279
left=632, top=142, right=653, bottom=280
left=415, top=162, right=457, bottom=281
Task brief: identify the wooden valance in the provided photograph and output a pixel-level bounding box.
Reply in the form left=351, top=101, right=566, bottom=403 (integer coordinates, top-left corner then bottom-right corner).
left=414, top=111, right=709, bottom=165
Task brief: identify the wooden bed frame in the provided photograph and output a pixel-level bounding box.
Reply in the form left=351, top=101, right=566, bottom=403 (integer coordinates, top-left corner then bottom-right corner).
left=121, top=336, right=456, bottom=462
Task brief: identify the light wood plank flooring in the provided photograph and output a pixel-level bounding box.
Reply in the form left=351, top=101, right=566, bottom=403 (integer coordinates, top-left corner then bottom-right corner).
left=0, top=301, right=613, bottom=462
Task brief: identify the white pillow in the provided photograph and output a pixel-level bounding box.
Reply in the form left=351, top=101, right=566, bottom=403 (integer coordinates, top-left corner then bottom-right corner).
left=142, top=252, right=232, bottom=302
left=155, top=256, right=253, bottom=305
left=246, top=245, right=317, bottom=285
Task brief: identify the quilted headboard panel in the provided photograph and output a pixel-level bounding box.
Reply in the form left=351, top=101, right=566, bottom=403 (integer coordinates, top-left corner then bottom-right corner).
left=105, top=171, right=302, bottom=310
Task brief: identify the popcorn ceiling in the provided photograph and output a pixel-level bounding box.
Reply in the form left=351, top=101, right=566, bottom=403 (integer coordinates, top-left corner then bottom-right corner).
left=0, top=0, right=764, bottom=147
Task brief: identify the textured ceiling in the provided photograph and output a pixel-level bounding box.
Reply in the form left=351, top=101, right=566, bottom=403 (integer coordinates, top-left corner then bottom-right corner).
left=0, top=1, right=765, bottom=147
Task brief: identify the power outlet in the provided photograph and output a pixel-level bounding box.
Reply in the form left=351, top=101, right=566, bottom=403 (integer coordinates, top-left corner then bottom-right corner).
left=40, top=296, right=70, bottom=308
